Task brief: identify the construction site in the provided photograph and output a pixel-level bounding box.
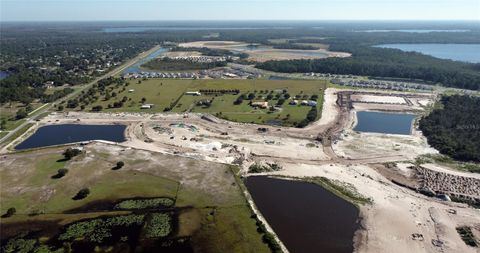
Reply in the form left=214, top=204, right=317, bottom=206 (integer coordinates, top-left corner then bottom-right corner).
left=2, top=87, right=479, bottom=253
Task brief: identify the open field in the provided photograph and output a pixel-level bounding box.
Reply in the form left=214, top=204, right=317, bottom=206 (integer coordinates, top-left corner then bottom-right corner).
left=178, top=40, right=351, bottom=62
left=0, top=143, right=246, bottom=214
left=0, top=143, right=270, bottom=252
left=70, top=79, right=326, bottom=126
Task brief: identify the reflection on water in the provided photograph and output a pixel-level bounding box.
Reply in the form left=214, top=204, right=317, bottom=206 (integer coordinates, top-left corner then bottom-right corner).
left=246, top=176, right=359, bottom=253
left=354, top=111, right=416, bottom=135
left=16, top=124, right=126, bottom=150
left=123, top=47, right=169, bottom=74
left=374, top=44, right=480, bottom=63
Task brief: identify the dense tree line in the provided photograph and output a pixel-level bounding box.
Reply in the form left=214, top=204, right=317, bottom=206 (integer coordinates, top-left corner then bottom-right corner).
left=0, top=24, right=212, bottom=104
left=297, top=105, right=318, bottom=128
left=419, top=95, right=480, bottom=162
left=41, top=88, right=74, bottom=103
left=142, top=58, right=227, bottom=71
left=2, top=22, right=480, bottom=105
left=256, top=45, right=480, bottom=90
left=272, top=43, right=319, bottom=50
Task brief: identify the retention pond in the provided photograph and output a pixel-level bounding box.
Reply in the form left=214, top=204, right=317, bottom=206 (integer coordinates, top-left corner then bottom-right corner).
left=245, top=176, right=359, bottom=253
left=15, top=124, right=126, bottom=150
left=354, top=111, right=416, bottom=135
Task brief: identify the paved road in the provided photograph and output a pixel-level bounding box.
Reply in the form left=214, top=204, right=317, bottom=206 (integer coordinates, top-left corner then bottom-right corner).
left=0, top=45, right=161, bottom=146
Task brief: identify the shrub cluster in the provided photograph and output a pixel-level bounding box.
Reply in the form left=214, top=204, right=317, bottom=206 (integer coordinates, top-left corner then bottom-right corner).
left=114, top=198, right=174, bottom=210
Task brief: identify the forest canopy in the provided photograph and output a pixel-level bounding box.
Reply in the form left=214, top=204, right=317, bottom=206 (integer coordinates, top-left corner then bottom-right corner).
left=419, top=95, right=480, bottom=162
left=142, top=57, right=227, bottom=71
left=256, top=45, right=480, bottom=90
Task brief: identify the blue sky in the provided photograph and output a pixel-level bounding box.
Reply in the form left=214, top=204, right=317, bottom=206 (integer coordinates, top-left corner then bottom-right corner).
left=1, top=0, right=479, bottom=21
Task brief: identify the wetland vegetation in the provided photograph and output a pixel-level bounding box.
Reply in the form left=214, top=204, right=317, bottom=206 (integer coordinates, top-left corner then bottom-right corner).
left=114, top=198, right=175, bottom=210
left=0, top=144, right=271, bottom=253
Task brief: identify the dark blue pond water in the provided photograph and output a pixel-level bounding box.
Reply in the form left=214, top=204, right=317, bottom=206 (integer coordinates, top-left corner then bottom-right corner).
left=245, top=176, right=359, bottom=253
left=354, top=111, right=415, bottom=135
left=374, top=44, right=480, bottom=63
left=15, top=124, right=126, bottom=150
left=123, top=47, right=169, bottom=74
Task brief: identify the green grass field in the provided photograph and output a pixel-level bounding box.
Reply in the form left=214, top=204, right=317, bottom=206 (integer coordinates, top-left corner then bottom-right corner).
left=74, top=78, right=326, bottom=126
left=1, top=145, right=270, bottom=253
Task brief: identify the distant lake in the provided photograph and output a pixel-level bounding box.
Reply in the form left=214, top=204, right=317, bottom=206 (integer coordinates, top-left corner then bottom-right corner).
left=0, top=71, right=9, bottom=80
left=360, top=29, right=469, bottom=33
left=246, top=176, right=359, bottom=253
left=354, top=111, right=416, bottom=135
left=123, top=47, right=169, bottom=74
left=15, top=124, right=126, bottom=150
left=374, top=44, right=480, bottom=63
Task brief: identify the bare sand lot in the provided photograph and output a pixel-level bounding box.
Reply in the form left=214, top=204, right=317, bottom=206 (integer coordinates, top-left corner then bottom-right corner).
left=333, top=129, right=438, bottom=161
left=178, top=41, right=351, bottom=62
left=351, top=94, right=407, bottom=104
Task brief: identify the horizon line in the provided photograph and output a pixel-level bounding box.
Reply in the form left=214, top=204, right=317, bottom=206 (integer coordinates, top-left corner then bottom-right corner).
left=1, top=19, right=480, bottom=23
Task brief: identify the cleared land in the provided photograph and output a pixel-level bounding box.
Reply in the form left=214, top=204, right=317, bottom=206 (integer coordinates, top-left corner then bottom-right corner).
left=351, top=94, right=407, bottom=104
left=178, top=41, right=351, bottom=62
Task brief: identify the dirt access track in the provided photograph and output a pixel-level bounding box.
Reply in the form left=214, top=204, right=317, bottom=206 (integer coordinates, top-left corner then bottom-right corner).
left=6, top=88, right=480, bottom=253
